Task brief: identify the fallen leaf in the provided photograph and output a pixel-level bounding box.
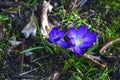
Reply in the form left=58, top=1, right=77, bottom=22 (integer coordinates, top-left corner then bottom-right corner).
left=41, top=1, right=53, bottom=38
left=9, top=39, right=22, bottom=47
left=46, top=71, right=60, bottom=80
left=22, top=12, right=37, bottom=38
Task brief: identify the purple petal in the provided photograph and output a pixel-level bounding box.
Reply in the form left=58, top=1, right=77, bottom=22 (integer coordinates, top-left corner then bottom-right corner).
left=57, top=40, right=70, bottom=48
left=78, top=42, right=91, bottom=49
left=67, top=27, right=76, bottom=38
left=73, top=46, right=83, bottom=55
left=57, top=30, right=65, bottom=38
left=49, top=33, right=61, bottom=42
left=54, top=37, right=61, bottom=42
left=48, top=31, right=55, bottom=43
left=69, top=38, right=75, bottom=46
left=83, top=32, right=96, bottom=43
left=51, top=27, right=58, bottom=34
left=77, top=25, right=88, bottom=39
left=48, top=37, right=55, bottom=43
left=49, top=31, right=54, bottom=41
left=49, top=27, right=58, bottom=40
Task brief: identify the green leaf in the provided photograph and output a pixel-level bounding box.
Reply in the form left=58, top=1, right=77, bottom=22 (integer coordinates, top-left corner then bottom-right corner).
left=62, top=58, right=74, bottom=74
left=45, top=46, right=54, bottom=55
left=20, top=46, right=44, bottom=54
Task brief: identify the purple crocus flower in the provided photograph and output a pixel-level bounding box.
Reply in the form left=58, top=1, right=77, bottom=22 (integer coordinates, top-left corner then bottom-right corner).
left=48, top=27, right=69, bottom=48
left=68, top=25, right=96, bottom=55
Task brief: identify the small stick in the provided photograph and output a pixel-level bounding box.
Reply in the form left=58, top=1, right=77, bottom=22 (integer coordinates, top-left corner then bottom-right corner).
left=76, top=0, right=88, bottom=8
left=20, top=39, right=26, bottom=72
left=13, top=74, right=39, bottom=79
left=83, top=54, right=106, bottom=67
left=99, top=38, right=120, bottom=55
left=72, top=0, right=78, bottom=10
left=85, top=12, right=95, bottom=19
left=19, top=67, right=39, bottom=76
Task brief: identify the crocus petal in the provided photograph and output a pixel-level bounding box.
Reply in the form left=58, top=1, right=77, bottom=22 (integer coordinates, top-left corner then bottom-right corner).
left=68, top=27, right=76, bottom=38
left=49, top=34, right=61, bottom=42
left=78, top=42, right=91, bottom=49
left=57, top=40, right=70, bottom=48
left=57, top=30, right=65, bottom=38
left=49, top=27, right=58, bottom=42
left=77, top=25, right=88, bottom=39
left=54, top=37, right=61, bottom=42
left=48, top=27, right=60, bottom=43
left=69, top=38, right=75, bottom=46
left=48, top=31, right=55, bottom=43
left=51, top=27, right=58, bottom=34
left=49, top=31, right=54, bottom=41
left=48, top=38, right=55, bottom=43
left=83, top=32, right=96, bottom=43
left=73, top=46, right=83, bottom=55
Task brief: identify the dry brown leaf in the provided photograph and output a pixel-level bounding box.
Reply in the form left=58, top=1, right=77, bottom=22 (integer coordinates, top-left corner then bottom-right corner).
left=9, top=39, right=22, bottom=47
left=41, top=0, right=53, bottom=38
left=22, top=12, right=37, bottom=38
left=46, top=71, right=60, bottom=80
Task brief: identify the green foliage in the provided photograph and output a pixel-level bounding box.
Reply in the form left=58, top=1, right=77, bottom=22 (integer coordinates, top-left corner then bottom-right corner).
left=20, top=46, right=44, bottom=54
left=97, top=68, right=111, bottom=80
left=25, top=0, right=38, bottom=7
left=0, top=15, right=8, bottom=21
left=62, top=58, right=74, bottom=74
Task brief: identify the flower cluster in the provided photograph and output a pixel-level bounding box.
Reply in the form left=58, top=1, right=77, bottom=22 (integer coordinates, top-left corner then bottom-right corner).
left=48, top=27, right=69, bottom=48
left=48, top=25, right=96, bottom=55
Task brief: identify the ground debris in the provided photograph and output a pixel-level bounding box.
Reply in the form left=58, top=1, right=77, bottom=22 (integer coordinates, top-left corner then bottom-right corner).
left=46, top=71, right=60, bottom=80
left=41, top=0, right=53, bottom=38
left=22, top=11, right=37, bottom=38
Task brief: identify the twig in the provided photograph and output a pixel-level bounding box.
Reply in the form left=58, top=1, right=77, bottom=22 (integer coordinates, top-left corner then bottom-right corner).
left=19, top=67, right=39, bottom=76
left=83, top=54, right=106, bottom=67
left=20, top=39, right=25, bottom=72
left=13, top=74, right=39, bottom=79
left=84, top=54, right=101, bottom=61
left=99, top=38, right=120, bottom=55
left=72, top=0, right=78, bottom=10
left=85, top=12, right=95, bottom=19
left=76, top=0, right=88, bottom=8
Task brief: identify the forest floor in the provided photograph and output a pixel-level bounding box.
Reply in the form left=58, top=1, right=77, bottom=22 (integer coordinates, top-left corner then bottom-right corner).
left=0, top=0, right=120, bottom=80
